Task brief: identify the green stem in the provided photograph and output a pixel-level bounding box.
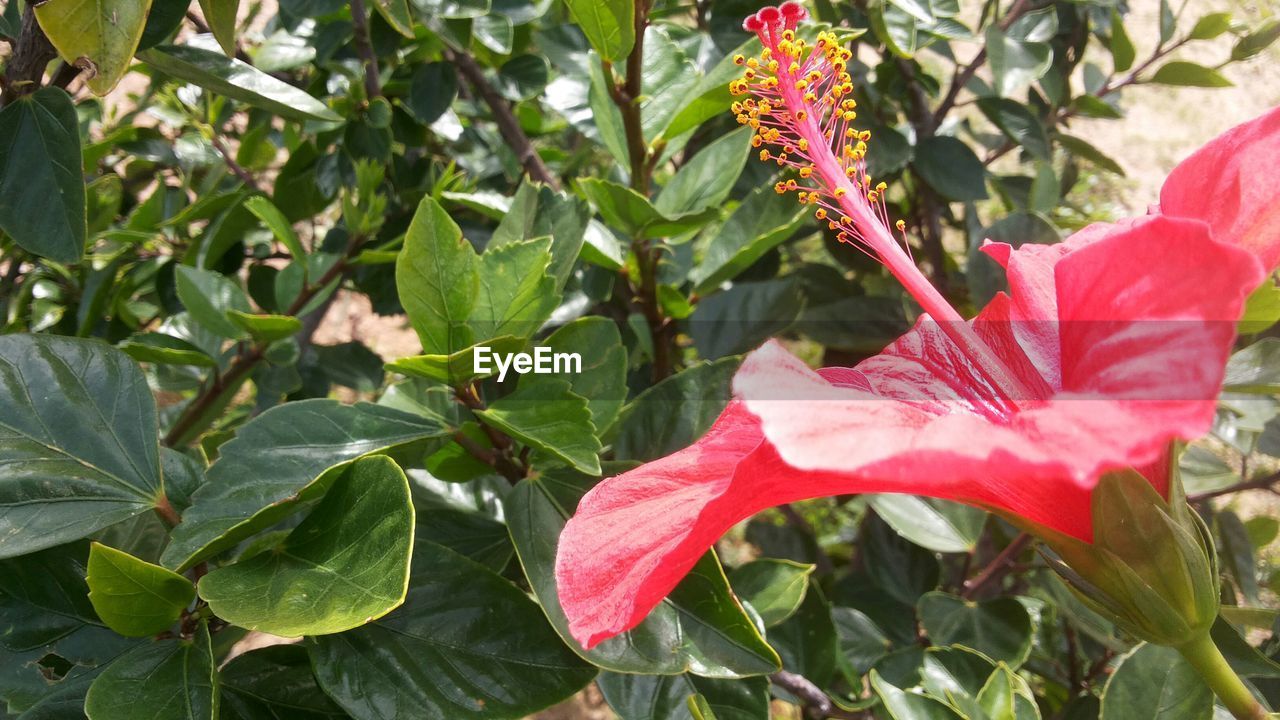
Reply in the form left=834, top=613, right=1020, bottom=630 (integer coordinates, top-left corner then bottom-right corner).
left=1177, top=632, right=1269, bottom=720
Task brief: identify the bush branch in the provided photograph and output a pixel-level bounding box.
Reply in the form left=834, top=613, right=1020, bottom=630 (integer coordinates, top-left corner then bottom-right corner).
left=1, top=7, right=58, bottom=107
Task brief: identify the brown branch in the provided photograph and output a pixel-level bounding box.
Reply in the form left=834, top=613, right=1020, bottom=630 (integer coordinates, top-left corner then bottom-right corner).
left=770, top=671, right=867, bottom=719
left=1189, top=470, right=1280, bottom=503
left=348, top=0, right=383, bottom=101
left=162, top=234, right=363, bottom=447
left=209, top=132, right=263, bottom=192
left=445, top=48, right=560, bottom=190
left=1, top=6, right=58, bottom=107
left=962, top=532, right=1032, bottom=598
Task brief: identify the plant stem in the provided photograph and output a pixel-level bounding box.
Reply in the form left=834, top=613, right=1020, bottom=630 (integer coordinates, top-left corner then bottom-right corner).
left=447, top=48, right=560, bottom=189
left=962, top=532, right=1032, bottom=598
left=1178, top=632, right=1269, bottom=720
left=348, top=0, right=383, bottom=101
left=1, top=6, right=58, bottom=107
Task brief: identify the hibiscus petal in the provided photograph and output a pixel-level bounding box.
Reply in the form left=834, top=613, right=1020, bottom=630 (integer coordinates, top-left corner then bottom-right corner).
left=1161, top=105, right=1280, bottom=270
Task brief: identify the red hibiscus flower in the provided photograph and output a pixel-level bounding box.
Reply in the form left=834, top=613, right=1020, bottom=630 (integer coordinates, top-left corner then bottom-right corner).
left=556, top=1, right=1280, bottom=650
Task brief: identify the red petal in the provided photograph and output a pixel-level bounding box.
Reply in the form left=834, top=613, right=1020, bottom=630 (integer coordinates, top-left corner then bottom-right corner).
left=1161, top=105, right=1280, bottom=270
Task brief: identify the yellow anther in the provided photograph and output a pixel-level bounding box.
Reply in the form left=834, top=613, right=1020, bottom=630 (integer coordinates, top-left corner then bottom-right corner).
left=785, top=179, right=798, bottom=190
left=840, top=215, right=852, bottom=225
left=733, top=54, right=746, bottom=65
left=747, top=58, right=759, bottom=69
left=867, top=191, right=878, bottom=202
left=761, top=149, right=772, bottom=161
left=834, top=188, right=847, bottom=198
left=896, top=219, right=907, bottom=231
left=815, top=208, right=827, bottom=220
left=808, top=191, right=819, bottom=203
left=796, top=110, right=808, bottom=121
left=876, top=182, right=887, bottom=192
left=799, top=166, right=813, bottom=178
left=751, top=134, right=763, bottom=146
left=768, top=60, right=779, bottom=72
left=804, top=92, right=817, bottom=102
left=774, top=181, right=786, bottom=194
left=859, top=130, right=872, bottom=141
left=842, top=111, right=857, bottom=122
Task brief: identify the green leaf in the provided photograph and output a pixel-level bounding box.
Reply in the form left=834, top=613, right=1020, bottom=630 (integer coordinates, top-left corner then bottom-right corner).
left=1218, top=510, right=1260, bottom=604
left=976, top=664, right=1041, bottom=720
left=868, top=495, right=987, bottom=553
left=1109, top=10, right=1135, bottom=72
left=1056, top=134, right=1125, bottom=176
left=729, top=559, right=814, bottom=628
left=226, top=310, right=302, bottom=342
left=1231, top=19, right=1280, bottom=61
left=1239, top=280, right=1280, bottom=334
left=120, top=333, right=218, bottom=368
left=496, top=54, right=550, bottom=102
left=84, top=623, right=217, bottom=720
left=1100, top=644, right=1213, bottom=720
left=985, top=26, right=1052, bottom=98
left=871, top=670, right=965, bottom=720
left=34, top=0, right=153, bottom=95
left=1225, top=339, right=1280, bottom=393
left=139, top=43, right=343, bottom=122
left=488, top=181, right=591, bottom=289
left=160, top=400, right=448, bottom=570
left=415, top=507, right=513, bottom=572
left=912, top=135, right=988, bottom=201
left=406, top=62, right=458, bottom=125
left=471, top=237, right=560, bottom=342
left=396, top=196, right=480, bottom=356
left=768, top=582, right=839, bottom=687
left=535, top=317, right=627, bottom=433
left=977, top=98, right=1050, bottom=160
left=313, top=341, right=385, bottom=392
left=579, top=178, right=668, bottom=234
left=387, top=335, right=527, bottom=386
left=199, top=456, right=413, bottom=637
left=198, top=0, right=240, bottom=55
left=0, top=335, right=162, bottom=559
left=220, top=645, right=348, bottom=718
left=613, top=358, right=738, bottom=461
left=661, top=35, right=764, bottom=141
left=1189, top=12, right=1233, bottom=40
left=597, top=672, right=769, bottom=720
left=833, top=607, right=892, bottom=674
left=918, top=592, right=1033, bottom=667
left=563, top=0, right=633, bottom=61
left=86, top=543, right=195, bottom=637
left=654, top=127, right=753, bottom=217
left=691, top=185, right=805, bottom=294
left=507, top=475, right=782, bottom=677
left=690, top=277, right=804, bottom=360
left=309, top=540, right=596, bottom=719
left=243, top=195, right=306, bottom=263
left=372, top=0, right=415, bottom=37
left=0, top=87, right=85, bottom=264
left=476, top=379, right=602, bottom=474
left=174, top=265, right=253, bottom=339
left=1150, top=61, right=1233, bottom=87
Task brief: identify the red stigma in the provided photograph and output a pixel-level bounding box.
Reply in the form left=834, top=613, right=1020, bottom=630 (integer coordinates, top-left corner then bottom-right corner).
left=743, top=3, right=809, bottom=40
left=780, top=1, right=808, bottom=26
left=742, top=14, right=763, bottom=32
left=757, top=6, right=781, bottom=25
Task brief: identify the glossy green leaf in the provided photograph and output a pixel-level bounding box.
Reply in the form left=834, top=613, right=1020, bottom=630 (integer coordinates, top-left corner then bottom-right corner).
left=198, top=0, right=240, bottom=55
left=174, top=265, right=252, bottom=339
left=833, top=606, right=892, bottom=675
left=598, top=672, right=768, bottom=720
left=977, top=98, right=1050, bottom=160
left=496, top=54, right=550, bottom=101
left=243, top=195, right=306, bottom=262
left=768, top=582, right=838, bottom=687
left=0, top=335, right=162, bottom=559
left=309, top=540, right=595, bottom=719
left=199, top=456, right=413, bottom=637
left=86, top=543, right=195, bottom=637
left=1231, top=19, right=1280, bottom=61
left=139, top=43, right=342, bottom=122
left=220, top=645, right=348, bottom=718
left=489, top=181, right=590, bottom=288
left=1109, top=10, right=1135, bottom=72
left=977, top=664, right=1041, bottom=720
left=613, top=358, right=738, bottom=462
left=161, top=400, right=448, bottom=570
left=120, top=333, right=218, bottom=368
left=534, top=317, right=627, bottom=433
left=373, top=0, right=415, bottom=37
left=415, top=507, right=513, bottom=572
left=1150, top=61, right=1233, bottom=87
left=654, top=127, right=753, bottom=217
left=34, top=0, right=153, bottom=95
left=476, top=378, right=602, bottom=474
left=313, top=341, right=385, bottom=392
left=871, top=670, right=965, bottom=719
left=868, top=495, right=987, bottom=553
left=397, top=196, right=480, bottom=356
left=690, top=277, right=804, bottom=360
left=912, top=135, right=988, bottom=201
left=1100, top=644, right=1213, bottom=720
left=84, top=623, right=217, bottom=720
left=1056, top=134, right=1125, bottom=176
left=0, top=87, right=85, bottom=264
left=691, top=185, right=806, bottom=294
left=1224, top=339, right=1280, bottom=393
left=406, top=62, right=458, bottom=125
left=985, top=26, right=1052, bottom=99
left=918, top=592, right=1033, bottom=667
left=387, top=335, right=527, bottom=386
left=471, top=237, right=559, bottom=342
left=507, top=475, right=782, bottom=677
left=729, top=559, right=814, bottom=628
left=226, top=310, right=303, bottom=342
left=564, top=0, right=633, bottom=62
